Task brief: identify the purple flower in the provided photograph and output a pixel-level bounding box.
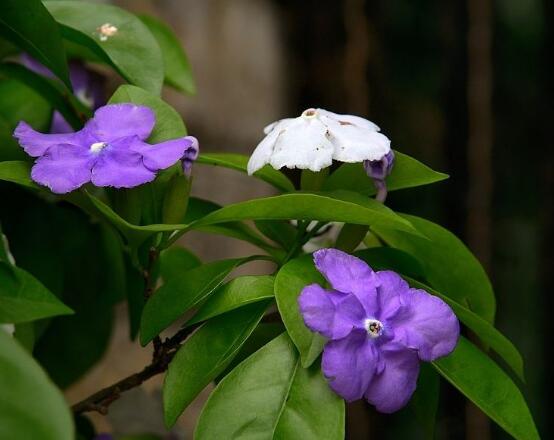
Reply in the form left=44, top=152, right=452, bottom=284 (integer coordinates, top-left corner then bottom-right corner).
left=298, top=248, right=459, bottom=413
left=364, top=150, right=395, bottom=203
left=21, top=54, right=105, bottom=134
left=181, top=136, right=199, bottom=177
left=14, top=104, right=197, bottom=194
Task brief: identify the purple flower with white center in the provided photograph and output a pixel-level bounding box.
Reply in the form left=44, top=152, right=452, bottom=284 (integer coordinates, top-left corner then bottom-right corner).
left=21, top=54, right=105, bottom=134
left=298, top=248, right=459, bottom=413
left=13, top=104, right=198, bottom=194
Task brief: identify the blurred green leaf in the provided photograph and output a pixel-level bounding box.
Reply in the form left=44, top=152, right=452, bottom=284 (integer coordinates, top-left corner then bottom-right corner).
left=163, top=301, right=269, bottom=427
left=323, top=151, right=448, bottom=195
left=0, top=331, right=74, bottom=440
left=195, top=333, right=344, bottom=440
left=0, top=0, right=71, bottom=88
left=140, top=256, right=263, bottom=345
left=408, top=363, right=440, bottom=439
left=434, top=337, right=539, bottom=440
left=109, top=84, right=187, bottom=142
left=0, top=62, right=86, bottom=129
left=373, top=214, right=495, bottom=323
left=0, top=262, right=73, bottom=324
left=187, top=275, right=274, bottom=325
left=274, top=254, right=326, bottom=367
left=159, top=247, right=201, bottom=283
left=197, top=153, right=295, bottom=192
left=0, top=161, right=39, bottom=189
left=46, top=1, right=164, bottom=94
left=139, top=14, right=196, bottom=95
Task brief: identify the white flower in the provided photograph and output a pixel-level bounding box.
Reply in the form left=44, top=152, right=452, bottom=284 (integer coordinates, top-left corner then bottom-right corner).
left=247, top=108, right=391, bottom=175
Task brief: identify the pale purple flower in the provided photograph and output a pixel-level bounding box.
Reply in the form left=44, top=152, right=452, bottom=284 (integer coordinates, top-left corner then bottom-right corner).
left=181, top=136, right=199, bottom=177
left=298, top=248, right=459, bottom=413
left=21, top=54, right=105, bottom=134
left=14, top=104, right=197, bottom=194
left=364, top=150, right=395, bottom=202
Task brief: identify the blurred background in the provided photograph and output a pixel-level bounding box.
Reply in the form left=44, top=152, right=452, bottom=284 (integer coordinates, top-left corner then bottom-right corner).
left=2, top=0, right=552, bottom=438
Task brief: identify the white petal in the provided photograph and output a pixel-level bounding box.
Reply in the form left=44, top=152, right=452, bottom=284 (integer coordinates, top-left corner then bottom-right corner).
left=318, top=109, right=380, bottom=131
left=263, top=118, right=294, bottom=135
left=247, top=127, right=281, bottom=175
left=327, top=124, right=391, bottom=162
left=268, top=118, right=334, bottom=172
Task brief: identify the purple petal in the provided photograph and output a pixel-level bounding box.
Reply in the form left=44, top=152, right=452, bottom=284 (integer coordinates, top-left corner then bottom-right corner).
left=132, top=137, right=195, bottom=171
left=322, top=330, right=378, bottom=401
left=31, top=144, right=93, bottom=193
left=298, top=284, right=366, bottom=339
left=364, top=348, right=419, bottom=413
left=391, top=288, right=460, bottom=361
left=313, top=248, right=379, bottom=312
left=375, top=270, right=411, bottom=321
left=91, top=137, right=156, bottom=188
left=13, top=122, right=82, bottom=157
left=86, top=104, right=155, bottom=142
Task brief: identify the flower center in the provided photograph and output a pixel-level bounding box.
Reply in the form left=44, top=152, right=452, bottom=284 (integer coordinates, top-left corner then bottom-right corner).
left=364, top=318, right=383, bottom=338
left=302, top=108, right=318, bottom=119
left=90, top=142, right=107, bottom=153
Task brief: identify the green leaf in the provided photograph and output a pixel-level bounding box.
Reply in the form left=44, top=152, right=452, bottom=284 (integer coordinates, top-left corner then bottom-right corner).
left=140, top=256, right=263, bottom=345
left=372, top=214, right=496, bottom=323
left=254, top=220, right=297, bottom=250
left=0, top=62, right=87, bottom=130
left=0, top=161, right=38, bottom=189
left=46, top=1, right=164, bottom=94
left=274, top=254, right=326, bottom=367
left=197, top=153, right=295, bottom=192
left=355, top=247, right=426, bottom=280
left=0, top=262, right=73, bottom=324
left=0, top=331, right=74, bottom=440
left=323, top=151, right=449, bottom=195
left=159, top=247, right=201, bottom=283
left=109, top=84, right=187, bottom=142
left=163, top=302, right=269, bottom=427
left=0, top=0, right=71, bottom=88
left=138, top=14, right=195, bottom=95
left=433, top=337, right=539, bottom=440
left=195, top=333, right=344, bottom=440
left=190, top=190, right=418, bottom=237
left=408, top=363, right=440, bottom=439
left=187, top=275, right=274, bottom=325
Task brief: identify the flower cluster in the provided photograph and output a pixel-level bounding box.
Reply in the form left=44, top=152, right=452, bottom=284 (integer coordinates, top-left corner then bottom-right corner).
left=299, top=249, right=459, bottom=413
left=14, top=104, right=198, bottom=194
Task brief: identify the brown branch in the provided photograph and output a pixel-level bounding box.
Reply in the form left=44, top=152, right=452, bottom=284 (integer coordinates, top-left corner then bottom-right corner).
left=72, top=324, right=199, bottom=415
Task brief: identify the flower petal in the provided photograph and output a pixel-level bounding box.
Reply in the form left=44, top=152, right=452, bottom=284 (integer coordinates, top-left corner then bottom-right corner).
left=375, top=270, right=411, bottom=321
left=86, top=104, right=155, bottom=142
left=91, top=137, right=155, bottom=188
left=364, top=348, right=419, bottom=413
left=269, top=117, right=334, bottom=172
left=318, top=109, right=381, bottom=131
left=31, top=144, right=93, bottom=193
left=13, top=122, right=82, bottom=157
left=392, top=288, right=460, bottom=361
left=326, top=124, right=391, bottom=162
left=313, top=249, right=378, bottom=313
left=263, top=117, right=294, bottom=135
left=247, top=119, right=290, bottom=175
left=298, top=284, right=366, bottom=339
left=132, top=136, right=196, bottom=171
left=322, top=330, right=379, bottom=401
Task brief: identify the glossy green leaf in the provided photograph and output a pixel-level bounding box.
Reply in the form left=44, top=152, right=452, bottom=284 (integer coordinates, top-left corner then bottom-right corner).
left=355, top=247, right=426, bottom=280
left=109, top=84, right=187, bottom=142
left=197, top=153, right=295, bottom=192
left=0, top=62, right=87, bottom=130
left=372, top=214, right=496, bottom=323
left=195, top=333, right=344, bottom=440
left=140, top=256, right=263, bottom=345
left=0, top=331, right=74, bottom=440
left=46, top=1, right=164, bottom=94
left=1, top=0, right=71, bottom=88
left=408, top=364, right=440, bottom=439
left=163, top=301, right=269, bottom=427
left=323, top=151, right=448, bottom=195
left=139, top=14, right=195, bottom=95
left=187, top=275, right=274, bottom=325
left=159, top=247, right=201, bottom=283
left=0, top=262, right=73, bottom=324
left=254, top=220, right=297, bottom=250
left=0, top=161, right=38, bottom=189
left=433, top=337, right=538, bottom=440
left=274, top=254, right=326, bottom=367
